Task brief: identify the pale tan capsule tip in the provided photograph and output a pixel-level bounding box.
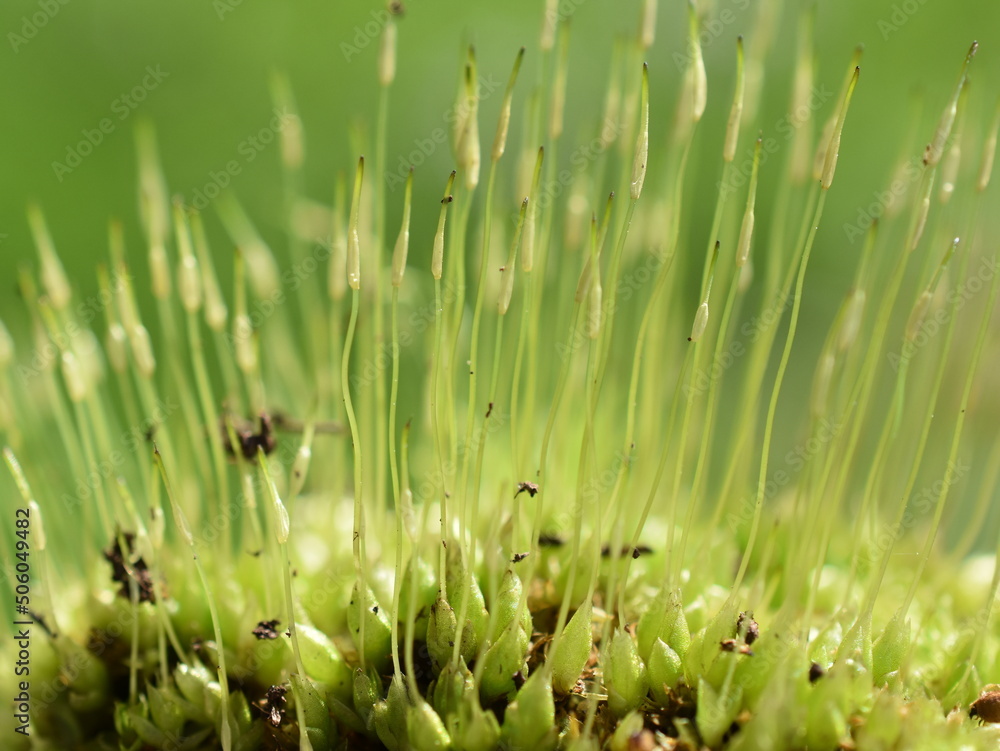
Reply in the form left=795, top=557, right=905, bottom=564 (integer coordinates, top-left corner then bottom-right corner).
left=688, top=0, right=707, bottom=123
left=491, top=47, right=526, bottom=162
left=630, top=63, right=650, bottom=200
left=28, top=500, right=46, bottom=551
left=723, top=37, right=746, bottom=163
left=499, top=197, right=529, bottom=315
left=431, top=171, right=456, bottom=280
left=641, top=0, right=657, bottom=49
left=0, top=319, right=13, bottom=368
left=977, top=97, right=1000, bottom=192
left=378, top=19, right=397, bottom=87
left=347, top=156, right=365, bottom=291
left=689, top=301, right=709, bottom=342
left=391, top=168, right=414, bottom=288
left=821, top=66, right=860, bottom=190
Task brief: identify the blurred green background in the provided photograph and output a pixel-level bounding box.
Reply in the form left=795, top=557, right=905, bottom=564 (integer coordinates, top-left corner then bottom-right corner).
left=2, top=0, right=997, bottom=310
left=1, top=0, right=999, bottom=547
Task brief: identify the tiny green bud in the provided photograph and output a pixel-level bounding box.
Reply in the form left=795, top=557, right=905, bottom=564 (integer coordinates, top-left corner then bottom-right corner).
left=353, top=665, right=381, bottom=729
left=445, top=549, right=489, bottom=649
left=610, top=710, right=645, bottom=751
left=550, top=599, right=593, bottom=695
left=374, top=675, right=408, bottom=751
left=348, top=583, right=393, bottom=672
left=399, top=556, right=438, bottom=637
left=175, top=662, right=222, bottom=720
left=479, top=624, right=530, bottom=703
left=836, top=613, right=873, bottom=673
left=872, top=609, right=910, bottom=685
left=427, top=595, right=462, bottom=669
left=432, top=660, right=471, bottom=719
left=291, top=673, right=332, bottom=751
left=292, top=623, right=352, bottom=701
left=453, top=684, right=501, bottom=750
left=604, top=629, right=649, bottom=717
left=637, top=588, right=690, bottom=661
left=147, top=684, right=185, bottom=739
left=407, top=698, right=452, bottom=751
left=500, top=669, right=557, bottom=751
left=647, top=638, right=683, bottom=705
left=489, top=570, right=532, bottom=641
left=696, top=676, right=743, bottom=747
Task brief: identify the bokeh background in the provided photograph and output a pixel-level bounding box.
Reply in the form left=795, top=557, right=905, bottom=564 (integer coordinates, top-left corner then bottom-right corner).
left=2, top=0, right=999, bottom=547
left=2, top=0, right=998, bottom=300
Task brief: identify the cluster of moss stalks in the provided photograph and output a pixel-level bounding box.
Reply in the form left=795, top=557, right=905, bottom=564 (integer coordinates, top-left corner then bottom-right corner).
left=3, top=1, right=1000, bottom=749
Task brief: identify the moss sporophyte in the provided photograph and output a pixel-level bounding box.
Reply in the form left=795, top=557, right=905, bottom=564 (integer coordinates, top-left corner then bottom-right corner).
left=3, top=2, right=1000, bottom=750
